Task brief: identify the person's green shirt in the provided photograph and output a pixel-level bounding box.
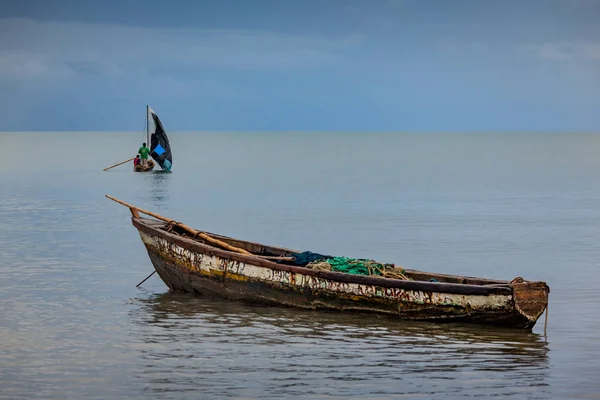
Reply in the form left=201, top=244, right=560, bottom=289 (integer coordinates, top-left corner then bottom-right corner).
left=138, top=146, right=150, bottom=159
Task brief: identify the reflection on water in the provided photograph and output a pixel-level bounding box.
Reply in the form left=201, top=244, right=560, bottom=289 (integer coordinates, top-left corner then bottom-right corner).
left=129, top=292, right=550, bottom=399
left=4, top=131, right=600, bottom=399
left=142, top=171, right=171, bottom=211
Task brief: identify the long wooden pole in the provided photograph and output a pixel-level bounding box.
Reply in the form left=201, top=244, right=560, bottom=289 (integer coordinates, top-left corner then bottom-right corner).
left=146, top=105, right=150, bottom=147
left=103, top=157, right=135, bottom=171
left=105, top=194, right=252, bottom=255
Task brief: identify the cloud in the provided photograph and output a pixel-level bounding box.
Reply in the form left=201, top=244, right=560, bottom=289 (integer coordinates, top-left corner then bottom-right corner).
left=535, top=43, right=572, bottom=59
left=0, top=18, right=363, bottom=82
left=0, top=53, right=75, bottom=80
left=126, top=73, right=241, bottom=100
left=435, top=39, right=489, bottom=56
left=470, top=41, right=488, bottom=52
left=578, top=42, right=600, bottom=59
left=340, top=0, right=412, bottom=29
left=525, top=41, right=600, bottom=61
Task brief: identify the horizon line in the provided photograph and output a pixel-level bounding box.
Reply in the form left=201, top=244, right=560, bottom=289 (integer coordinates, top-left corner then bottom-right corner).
left=2, top=130, right=599, bottom=134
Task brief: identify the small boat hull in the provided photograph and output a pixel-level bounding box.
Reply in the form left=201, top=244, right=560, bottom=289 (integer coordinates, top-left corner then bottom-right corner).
left=134, top=159, right=155, bottom=172
left=132, top=217, right=549, bottom=330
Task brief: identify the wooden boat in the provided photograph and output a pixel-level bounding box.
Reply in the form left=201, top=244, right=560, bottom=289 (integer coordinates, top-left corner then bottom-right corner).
left=134, top=159, right=155, bottom=172
left=134, top=105, right=173, bottom=173
left=107, top=195, right=550, bottom=330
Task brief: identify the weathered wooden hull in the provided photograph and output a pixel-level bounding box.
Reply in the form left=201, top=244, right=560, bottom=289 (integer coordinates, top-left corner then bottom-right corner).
left=134, top=159, right=155, bottom=172
left=130, top=217, right=549, bottom=330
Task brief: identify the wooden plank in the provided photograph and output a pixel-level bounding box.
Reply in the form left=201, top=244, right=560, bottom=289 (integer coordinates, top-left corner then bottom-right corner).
left=106, top=194, right=251, bottom=255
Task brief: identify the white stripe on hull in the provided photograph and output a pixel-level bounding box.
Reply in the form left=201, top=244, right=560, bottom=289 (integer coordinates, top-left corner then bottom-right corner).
left=139, top=231, right=513, bottom=312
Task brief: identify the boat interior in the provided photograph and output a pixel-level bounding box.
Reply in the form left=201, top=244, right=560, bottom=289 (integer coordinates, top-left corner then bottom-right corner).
left=143, top=217, right=513, bottom=287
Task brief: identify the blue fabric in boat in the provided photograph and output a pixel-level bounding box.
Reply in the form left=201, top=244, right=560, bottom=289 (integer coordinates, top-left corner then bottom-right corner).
left=287, top=251, right=332, bottom=266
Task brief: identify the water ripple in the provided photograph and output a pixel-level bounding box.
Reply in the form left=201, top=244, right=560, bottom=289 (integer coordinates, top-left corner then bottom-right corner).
left=120, top=293, right=551, bottom=399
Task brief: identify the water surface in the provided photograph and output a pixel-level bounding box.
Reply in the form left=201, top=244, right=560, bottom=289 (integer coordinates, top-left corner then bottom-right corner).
left=1, top=131, right=599, bottom=399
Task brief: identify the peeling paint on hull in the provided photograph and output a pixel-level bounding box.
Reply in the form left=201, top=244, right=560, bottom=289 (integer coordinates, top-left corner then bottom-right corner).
left=132, top=221, right=549, bottom=330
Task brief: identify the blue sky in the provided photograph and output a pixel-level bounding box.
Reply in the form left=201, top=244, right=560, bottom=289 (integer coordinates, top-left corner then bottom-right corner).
left=1, top=0, right=599, bottom=131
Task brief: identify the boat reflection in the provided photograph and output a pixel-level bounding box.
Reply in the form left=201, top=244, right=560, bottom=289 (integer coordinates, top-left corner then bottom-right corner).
left=132, top=291, right=549, bottom=361
left=128, top=292, right=550, bottom=398
left=143, top=171, right=171, bottom=210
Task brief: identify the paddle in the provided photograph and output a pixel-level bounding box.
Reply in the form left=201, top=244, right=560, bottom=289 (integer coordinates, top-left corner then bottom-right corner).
left=103, top=157, right=135, bottom=171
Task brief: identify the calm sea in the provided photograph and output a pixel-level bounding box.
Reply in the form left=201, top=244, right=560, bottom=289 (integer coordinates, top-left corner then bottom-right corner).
left=1, top=131, right=599, bottom=399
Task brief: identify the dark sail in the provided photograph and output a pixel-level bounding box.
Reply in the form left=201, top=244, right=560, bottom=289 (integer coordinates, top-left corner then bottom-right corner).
left=148, top=107, right=173, bottom=171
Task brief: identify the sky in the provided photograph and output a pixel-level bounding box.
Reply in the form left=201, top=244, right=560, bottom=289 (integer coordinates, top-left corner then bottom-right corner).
left=0, top=0, right=599, bottom=132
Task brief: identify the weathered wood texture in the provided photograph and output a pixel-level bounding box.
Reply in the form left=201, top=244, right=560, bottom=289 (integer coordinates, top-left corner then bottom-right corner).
left=130, top=216, right=550, bottom=330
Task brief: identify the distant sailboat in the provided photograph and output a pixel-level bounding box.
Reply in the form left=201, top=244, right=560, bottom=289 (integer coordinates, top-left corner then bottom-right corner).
left=135, top=105, right=173, bottom=172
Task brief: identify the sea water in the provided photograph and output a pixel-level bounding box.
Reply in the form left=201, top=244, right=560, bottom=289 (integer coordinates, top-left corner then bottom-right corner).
left=1, top=131, right=599, bottom=399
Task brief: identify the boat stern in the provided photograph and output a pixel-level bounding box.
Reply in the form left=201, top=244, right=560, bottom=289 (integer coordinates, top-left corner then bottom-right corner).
left=511, top=279, right=550, bottom=329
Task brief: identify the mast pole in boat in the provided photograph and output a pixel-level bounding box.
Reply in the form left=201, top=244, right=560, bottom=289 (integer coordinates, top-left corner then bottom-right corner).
left=145, top=104, right=150, bottom=146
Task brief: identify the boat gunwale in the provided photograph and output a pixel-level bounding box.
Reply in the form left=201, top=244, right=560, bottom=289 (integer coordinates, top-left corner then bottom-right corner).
left=132, top=217, right=516, bottom=297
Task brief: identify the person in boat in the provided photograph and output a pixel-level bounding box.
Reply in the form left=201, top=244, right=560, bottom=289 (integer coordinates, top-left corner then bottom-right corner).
left=133, top=154, right=140, bottom=167
left=138, top=143, right=150, bottom=167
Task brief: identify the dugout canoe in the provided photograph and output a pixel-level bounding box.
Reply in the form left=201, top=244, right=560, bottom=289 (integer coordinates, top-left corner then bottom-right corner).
left=107, top=195, right=550, bottom=330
